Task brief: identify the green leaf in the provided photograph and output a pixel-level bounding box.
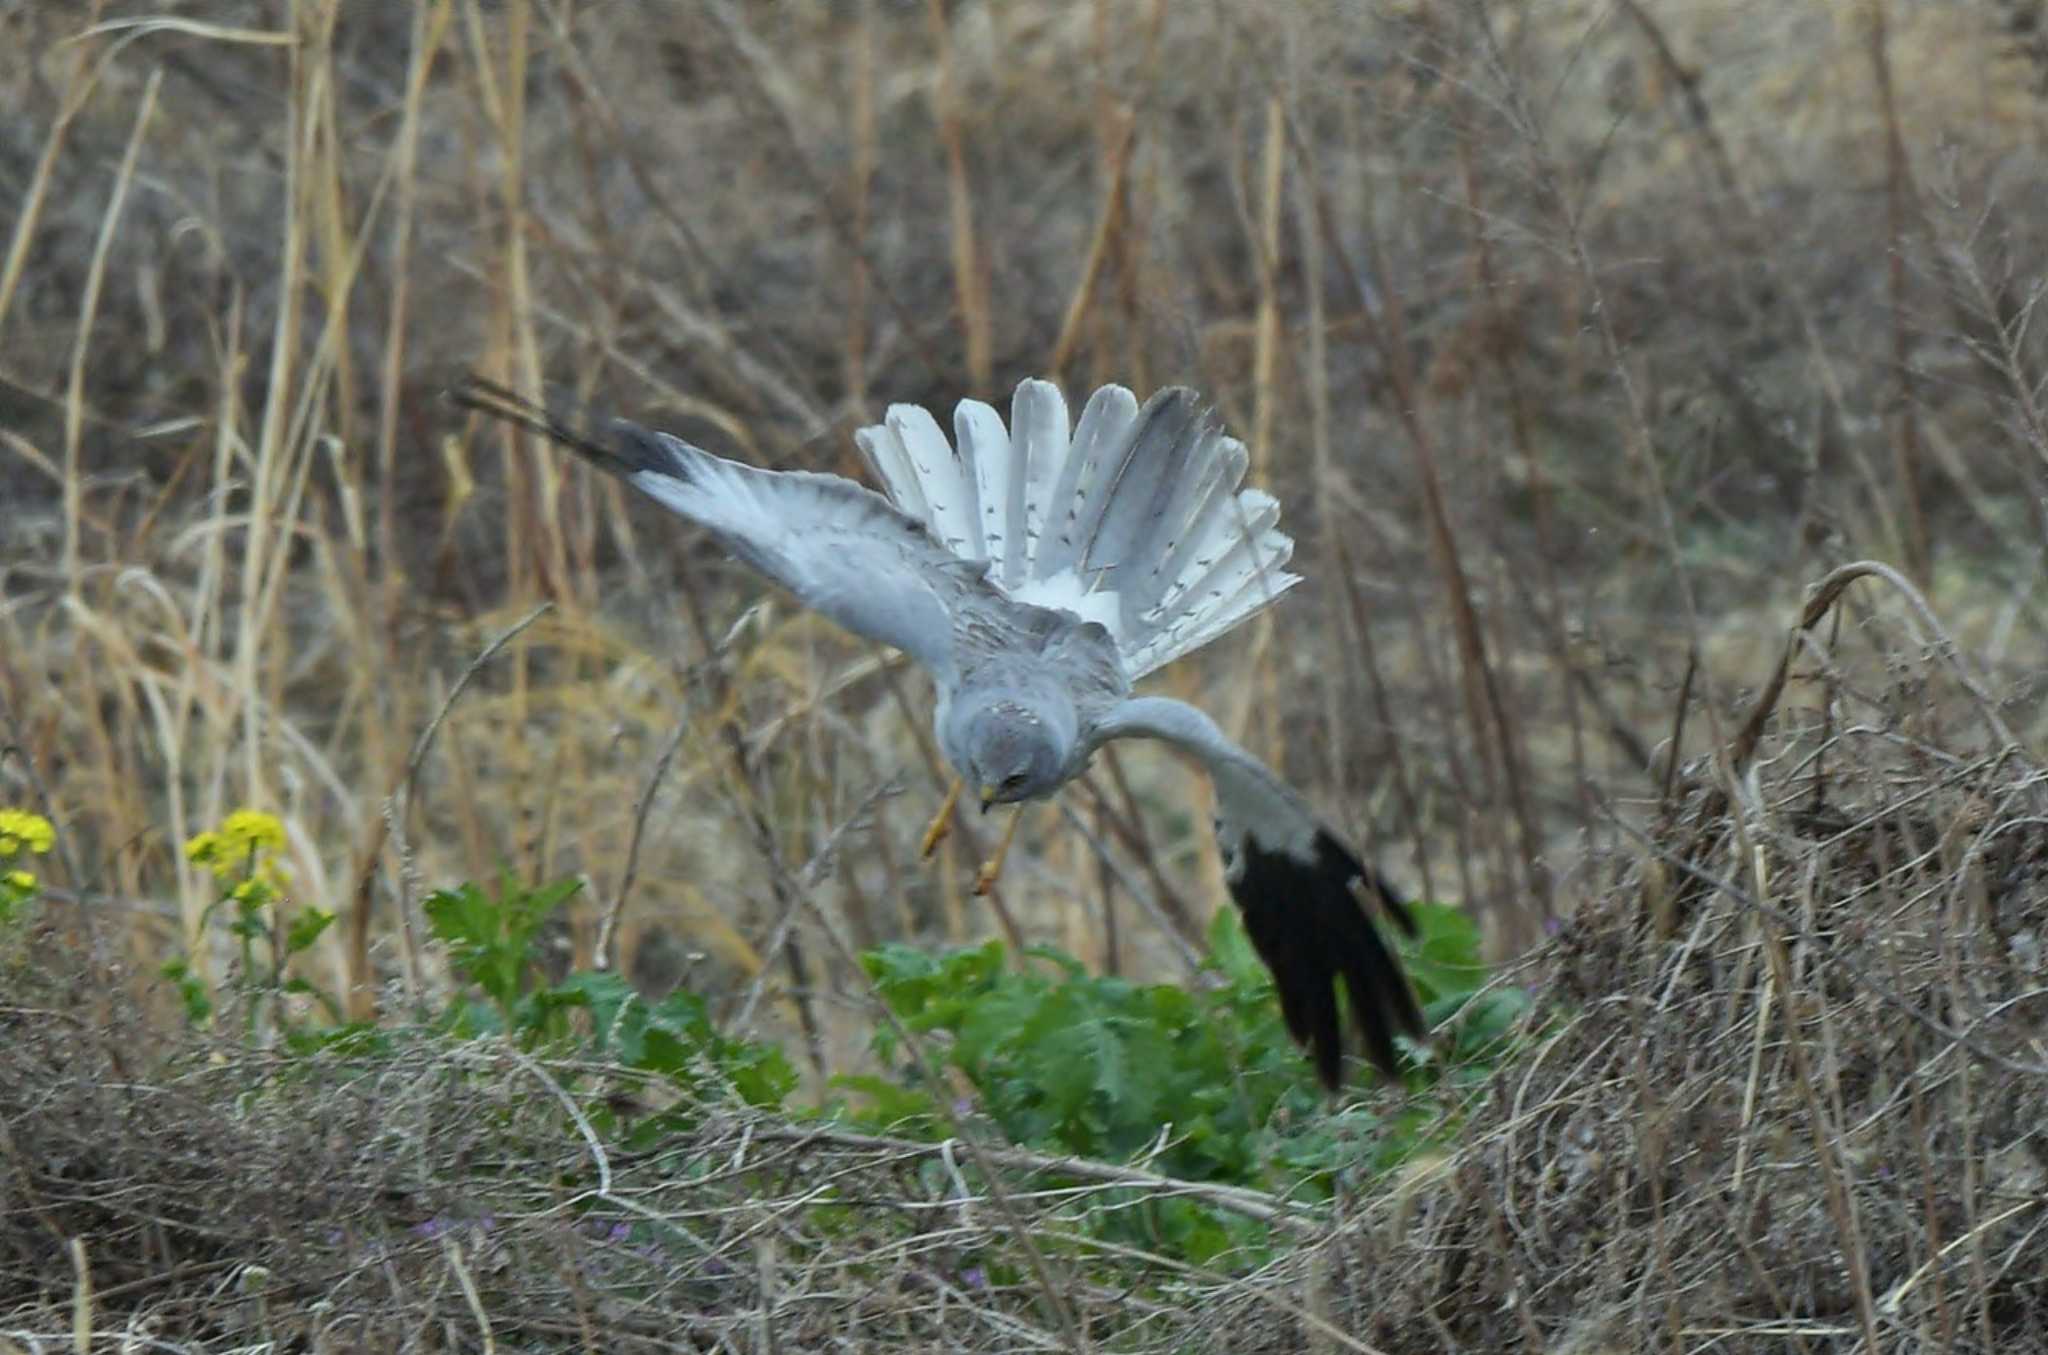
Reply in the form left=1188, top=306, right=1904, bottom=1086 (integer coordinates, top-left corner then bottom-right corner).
left=718, top=1040, right=797, bottom=1107
left=1206, top=905, right=1269, bottom=990
left=160, top=955, right=212, bottom=1025
left=425, top=874, right=583, bottom=1018
left=285, top=906, right=335, bottom=955
left=227, top=902, right=266, bottom=941
left=1398, top=902, right=1489, bottom=1003
left=521, top=967, right=791, bottom=1108
left=547, top=970, right=640, bottom=1047
left=284, top=1020, right=390, bottom=1057
left=1441, top=986, right=1531, bottom=1058
left=1021, top=943, right=1085, bottom=978
left=832, top=1074, right=942, bottom=1131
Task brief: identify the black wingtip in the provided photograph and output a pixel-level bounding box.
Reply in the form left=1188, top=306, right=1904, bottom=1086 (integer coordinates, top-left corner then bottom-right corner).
left=447, top=372, right=576, bottom=442
left=447, top=373, right=684, bottom=482
left=1227, top=828, right=1428, bottom=1091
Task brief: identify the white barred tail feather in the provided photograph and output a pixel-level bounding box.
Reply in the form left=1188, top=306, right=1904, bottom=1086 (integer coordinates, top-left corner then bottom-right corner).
left=855, top=380, right=1301, bottom=679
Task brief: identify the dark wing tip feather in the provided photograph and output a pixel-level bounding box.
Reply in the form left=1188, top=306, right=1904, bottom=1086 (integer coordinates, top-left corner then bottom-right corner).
left=446, top=374, right=689, bottom=483
left=1361, top=859, right=1423, bottom=939
left=1227, top=828, right=1428, bottom=1091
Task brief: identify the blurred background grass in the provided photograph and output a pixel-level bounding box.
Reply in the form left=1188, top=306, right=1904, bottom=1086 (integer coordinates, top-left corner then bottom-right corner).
left=5, top=0, right=2048, bottom=1081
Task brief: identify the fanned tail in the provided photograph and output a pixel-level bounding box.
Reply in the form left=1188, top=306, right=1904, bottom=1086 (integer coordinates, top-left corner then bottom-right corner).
left=854, top=378, right=1299, bottom=677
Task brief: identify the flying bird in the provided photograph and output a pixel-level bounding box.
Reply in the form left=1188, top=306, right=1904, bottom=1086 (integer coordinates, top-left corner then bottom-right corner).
left=451, top=374, right=1425, bottom=1088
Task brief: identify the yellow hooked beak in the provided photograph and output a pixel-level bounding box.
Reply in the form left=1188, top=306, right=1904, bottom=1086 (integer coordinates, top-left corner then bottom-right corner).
left=978, top=784, right=997, bottom=814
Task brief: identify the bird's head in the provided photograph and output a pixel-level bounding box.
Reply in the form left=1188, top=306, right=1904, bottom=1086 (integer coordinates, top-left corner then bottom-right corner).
left=946, top=697, right=1070, bottom=810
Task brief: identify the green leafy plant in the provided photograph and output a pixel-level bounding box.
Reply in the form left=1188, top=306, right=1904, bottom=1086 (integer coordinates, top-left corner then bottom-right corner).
left=540, top=971, right=797, bottom=1111
left=841, top=901, right=1530, bottom=1263
left=164, top=810, right=338, bottom=1037
left=422, top=872, right=583, bottom=1035
left=422, top=873, right=796, bottom=1135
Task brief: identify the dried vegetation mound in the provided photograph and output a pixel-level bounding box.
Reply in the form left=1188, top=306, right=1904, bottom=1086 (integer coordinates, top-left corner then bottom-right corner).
left=0, top=1009, right=1230, bottom=1351
left=1202, top=571, right=2048, bottom=1353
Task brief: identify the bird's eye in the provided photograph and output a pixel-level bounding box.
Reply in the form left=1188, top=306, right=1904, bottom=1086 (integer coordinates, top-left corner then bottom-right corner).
left=1000, top=772, right=1029, bottom=792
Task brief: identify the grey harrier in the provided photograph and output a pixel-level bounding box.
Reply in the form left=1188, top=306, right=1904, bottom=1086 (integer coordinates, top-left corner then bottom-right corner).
left=452, top=375, right=1425, bottom=1087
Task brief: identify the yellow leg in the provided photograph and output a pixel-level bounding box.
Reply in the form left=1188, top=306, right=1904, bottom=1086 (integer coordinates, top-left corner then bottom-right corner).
left=973, top=805, right=1025, bottom=896
left=919, top=775, right=963, bottom=860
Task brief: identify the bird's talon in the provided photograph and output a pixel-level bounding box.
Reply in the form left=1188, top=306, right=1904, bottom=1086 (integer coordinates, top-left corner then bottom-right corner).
left=973, top=804, right=1026, bottom=895
left=920, top=777, right=963, bottom=860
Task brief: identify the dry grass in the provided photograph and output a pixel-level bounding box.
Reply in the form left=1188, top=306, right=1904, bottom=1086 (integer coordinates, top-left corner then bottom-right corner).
left=5, top=0, right=2048, bottom=1348
left=0, top=998, right=1226, bottom=1350
left=1186, top=570, right=2048, bottom=1353
left=5, top=567, right=2045, bottom=1350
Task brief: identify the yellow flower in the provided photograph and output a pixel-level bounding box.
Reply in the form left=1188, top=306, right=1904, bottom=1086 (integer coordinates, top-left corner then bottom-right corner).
left=3, top=869, right=34, bottom=892
left=0, top=809, right=55, bottom=857
left=221, top=809, right=286, bottom=853
left=186, top=810, right=291, bottom=884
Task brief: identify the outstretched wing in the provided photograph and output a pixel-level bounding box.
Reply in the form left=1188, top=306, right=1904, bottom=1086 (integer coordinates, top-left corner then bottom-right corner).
left=1091, top=696, right=1425, bottom=1088
left=451, top=376, right=999, bottom=682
